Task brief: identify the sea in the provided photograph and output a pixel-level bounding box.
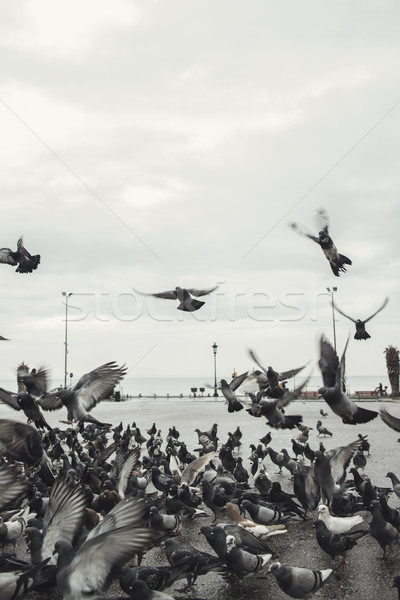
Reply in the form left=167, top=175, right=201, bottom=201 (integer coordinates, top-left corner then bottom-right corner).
left=0, top=374, right=389, bottom=397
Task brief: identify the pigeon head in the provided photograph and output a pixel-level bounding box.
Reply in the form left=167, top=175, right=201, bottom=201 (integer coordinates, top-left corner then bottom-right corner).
left=318, top=504, right=329, bottom=517
left=268, top=562, right=282, bottom=575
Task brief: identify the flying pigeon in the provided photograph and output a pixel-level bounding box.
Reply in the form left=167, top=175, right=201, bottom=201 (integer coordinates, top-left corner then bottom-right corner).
left=290, top=208, right=352, bottom=276
left=318, top=335, right=378, bottom=424
left=133, top=285, right=219, bottom=312
left=38, top=361, right=127, bottom=426
left=334, top=297, right=389, bottom=340
left=0, top=237, right=40, bottom=273
left=247, top=348, right=307, bottom=398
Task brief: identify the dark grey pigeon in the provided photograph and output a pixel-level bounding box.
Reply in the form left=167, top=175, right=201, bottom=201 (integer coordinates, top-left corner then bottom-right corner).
left=369, top=500, right=399, bottom=560
left=318, top=335, right=378, bottom=424
left=290, top=208, right=351, bottom=276
left=248, top=348, right=307, bottom=397
left=268, top=561, right=334, bottom=599
left=133, top=285, right=218, bottom=312
left=0, top=236, right=40, bottom=273
left=334, top=297, right=389, bottom=340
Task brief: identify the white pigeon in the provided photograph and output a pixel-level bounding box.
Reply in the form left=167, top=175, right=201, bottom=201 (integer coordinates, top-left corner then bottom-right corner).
left=317, top=504, right=364, bottom=534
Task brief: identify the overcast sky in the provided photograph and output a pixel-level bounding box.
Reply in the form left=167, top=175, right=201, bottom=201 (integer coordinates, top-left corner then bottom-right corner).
left=0, top=1, right=399, bottom=387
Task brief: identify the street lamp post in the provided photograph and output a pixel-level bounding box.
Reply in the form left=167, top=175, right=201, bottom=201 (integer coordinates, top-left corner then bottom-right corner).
left=62, top=292, right=73, bottom=388
left=212, top=342, right=218, bottom=397
left=326, top=287, right=337, bottom=352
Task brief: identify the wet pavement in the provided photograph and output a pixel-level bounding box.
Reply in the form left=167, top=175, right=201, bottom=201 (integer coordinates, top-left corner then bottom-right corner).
left=3, top=396, right=400, bottom=600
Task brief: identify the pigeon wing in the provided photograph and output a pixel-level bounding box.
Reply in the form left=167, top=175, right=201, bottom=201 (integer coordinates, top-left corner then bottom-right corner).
left=0, top=247, right=16, bottom=266
left=229, top=371, right=249, bottom=392
left=335, top=337, right=349, bottom=392
left=380, top=407, right=400, bottom=432
left=277, top=375, right=311, bottom=408
left=329, top=439, right=363, bottom=485
left=278, top=364, right=307, bottom=381
left=117, top=447, right=141, bottom=498
left=315, top=208, right=330, bottom=234
left=186, top=285, right=219, bottom=297
left=74, top=362, right=127, bottom=410
left=0, top=388, right=20, bottom=411
left=62, top=525, right=157, bottom=597
left=364, top=297, right=389, bottom=324
left=132, top=287, right=177, bottom=300
left=180, top=451, right=216, bottom=486
left=318, top=336, right=339, bottom=388
left=0, top=420, right=43, bottom=465
left=0, top=464, right=29, bottom=511
left=41, top=475, right=88, bottom=563
left=248, top=349, right=268, bottom=374
left=333, top=303, right=356, bottom=323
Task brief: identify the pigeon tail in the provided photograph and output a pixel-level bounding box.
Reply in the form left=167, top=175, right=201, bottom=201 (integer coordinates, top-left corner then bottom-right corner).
left=177, top=299, right=205, bottom=312
left=354, top=331, right=371, bottom=340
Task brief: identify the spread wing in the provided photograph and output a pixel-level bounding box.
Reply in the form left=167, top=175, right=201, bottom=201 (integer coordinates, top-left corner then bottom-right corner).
left=329, top=439, right=363, bottom=485
left=41, top=475, right=88, bottom=563
left=248, top=349, right=268, bottom=374
left=0, top=247, right=16, bottom=266
left=277, top=375, right=311, bottom=408
left=335, top=337, right=349, bottom=393
left=18, top=366, right=49, bottom=397
left=74, top=362, right=127, bottom=410
left=180, top=451, right=216, bottom=486
left=132, top=287, right=177, bottom=300
left=364, top=297, right=389, bottom=323
left=64, top=524, right=157, bottom=597
left=117, top=447, right=141, bottom=498
left=314, top=208, right=330, bottom=234
left=318, top=336, right=339, bottom=388
left=380, top=407, right=400, bottom=432
left=333, top=303, right=356, bottom=323
left=278, top=364, right=307, bottom=381
left=0, top=388, right=20, bottom=411
left=229, top=371, right=249, bottom=392
left=0, top=464, right=29, bottom=511
left=186, top=285, right=219, bottom=297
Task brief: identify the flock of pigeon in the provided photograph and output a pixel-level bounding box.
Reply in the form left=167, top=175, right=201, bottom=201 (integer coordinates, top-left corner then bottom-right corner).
left=0, top=209, right=398, bottom=600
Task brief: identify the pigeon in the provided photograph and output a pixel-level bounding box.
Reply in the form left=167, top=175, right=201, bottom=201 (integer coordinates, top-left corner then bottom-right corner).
left=369, top=499, right=399, bottom=559
left=316, top=421, right=332, bottom=437
left=38, top=361, right=127, bottom=426
left=0, top=236, right=40, bottom=273
left=313, top=439, right=363, bottom=505
left=148, top=506, right=181, bottom=535
left=224, top=501, right=286, bottom=540
left=224, top=534, right=272, bottom=578
left=240, top=498, right=292, bottom=526
left=317, top=504, right=364, bottom=534
left=119, top=564, right=186, bottom=594
left=249, top=377, right=310, bottom=430
left=163, top=537, right=225, bottom=588
left=318, top=336, right=378, bottom=424
left=290, top=208, right=352, bottom=276
left=133, top=285, right=218, bottom=312
left=293, top=462, right=321, bottom=513
left=0, top=563, right=49, bottom=600
left=118, top=579, right=175, bottom=600
left=320, top=409, right=328, bottom=418
left=219, top=379, right=244, bottom=413
left=333, top=297, right=389, bottom=340
left=248, top=349, right=307, bottom=397
left=0, top=388, right=52, bottom=431
left=0, top=419, right=54, bottom=485
left=268, top=561, right=334, bottom=599
left=314, top=518, right=368, bottom=564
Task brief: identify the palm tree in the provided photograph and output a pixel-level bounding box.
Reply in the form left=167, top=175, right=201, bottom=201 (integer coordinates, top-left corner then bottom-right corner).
left=384, top=345, right=399, bottom=397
